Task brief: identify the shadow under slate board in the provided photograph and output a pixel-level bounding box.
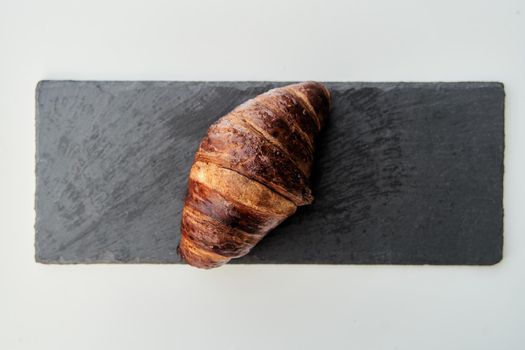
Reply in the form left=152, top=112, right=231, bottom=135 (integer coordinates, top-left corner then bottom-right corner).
left=35, top=81, right=504, bottom=265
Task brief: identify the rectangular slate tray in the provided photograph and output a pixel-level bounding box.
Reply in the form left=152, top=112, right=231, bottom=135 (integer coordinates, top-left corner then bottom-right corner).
left=35, top=81, right=504, bottom=265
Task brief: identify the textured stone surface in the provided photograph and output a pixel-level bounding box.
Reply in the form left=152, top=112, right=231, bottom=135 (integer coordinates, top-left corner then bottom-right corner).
left=35, top=81, right=504, bottom=265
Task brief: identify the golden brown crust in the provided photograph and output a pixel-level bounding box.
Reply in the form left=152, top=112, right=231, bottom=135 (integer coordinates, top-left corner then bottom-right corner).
left=178, top=81, right=331, bottom=269
left=231, top=105, right=314, bottom=177
left=178, top=234, right=229, bottom=269
left=259, top=89, right=319, bottom=145
left=181, top=205, right=261, bottom=258
left=196, top=114, right=313, bottom=206
left=286, top=81, right=332, bottom=129
left=190, top=161, right=296, bottom=217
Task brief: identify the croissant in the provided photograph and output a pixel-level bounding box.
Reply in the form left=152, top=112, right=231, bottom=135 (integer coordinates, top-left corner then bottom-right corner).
left=178, top=81, right=332, bottom=268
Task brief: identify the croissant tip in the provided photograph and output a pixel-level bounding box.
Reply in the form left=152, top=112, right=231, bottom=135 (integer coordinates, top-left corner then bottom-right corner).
left=320, top=84, right=333, bottom=111
left=307, top=81, right=332, bottom=111
left=178, top=233, right=231, bottom=269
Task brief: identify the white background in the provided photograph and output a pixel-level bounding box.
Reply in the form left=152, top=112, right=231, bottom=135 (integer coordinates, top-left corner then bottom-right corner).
left=1, top=0, right=524, bottom=349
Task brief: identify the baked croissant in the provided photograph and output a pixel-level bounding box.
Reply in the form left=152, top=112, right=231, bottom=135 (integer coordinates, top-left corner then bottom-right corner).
left=178, top=81, right=331, bottom=268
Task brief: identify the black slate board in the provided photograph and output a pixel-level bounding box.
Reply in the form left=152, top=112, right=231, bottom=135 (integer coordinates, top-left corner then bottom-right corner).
left=35, top=81, right=504, bottom=265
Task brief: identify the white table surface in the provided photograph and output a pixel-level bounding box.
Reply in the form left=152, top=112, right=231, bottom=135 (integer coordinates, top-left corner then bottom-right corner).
left=1, top=0, right=524, bottom=349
